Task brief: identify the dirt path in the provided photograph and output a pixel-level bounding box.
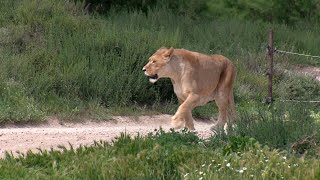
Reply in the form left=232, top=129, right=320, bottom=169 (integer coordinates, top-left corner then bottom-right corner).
left=293, top=65, right=320, bottom=81
left=0, top=115, right=214, bottom=158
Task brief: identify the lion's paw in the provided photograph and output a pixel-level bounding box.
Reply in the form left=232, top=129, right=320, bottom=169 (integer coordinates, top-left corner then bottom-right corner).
left=171, top=116, right=185, bottom=129
left=210, top=121, right=227, bottom=133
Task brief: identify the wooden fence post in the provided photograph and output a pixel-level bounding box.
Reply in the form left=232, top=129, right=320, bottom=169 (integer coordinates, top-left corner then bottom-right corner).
left=266, top=29, right=274, bottom=104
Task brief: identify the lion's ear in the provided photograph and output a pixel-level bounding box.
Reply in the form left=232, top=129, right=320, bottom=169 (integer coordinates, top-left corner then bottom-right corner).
left=164, top=47, right=174, bottom=58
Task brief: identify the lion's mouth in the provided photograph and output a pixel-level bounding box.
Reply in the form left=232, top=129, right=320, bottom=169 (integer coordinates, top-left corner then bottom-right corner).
left=149, top=74, right=158, bottom=83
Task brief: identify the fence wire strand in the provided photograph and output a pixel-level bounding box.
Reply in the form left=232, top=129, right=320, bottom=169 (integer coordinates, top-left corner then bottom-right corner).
left=280, top=99, right=320, bottom=103
left=274, top=48, right=320, bottom=59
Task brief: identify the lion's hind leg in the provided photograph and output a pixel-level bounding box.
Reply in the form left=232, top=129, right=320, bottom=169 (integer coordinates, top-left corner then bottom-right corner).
left=211, top=94, right=228, bottom=131
left=227, top=88, right=236, bottom=123
left=185, top=112, right=195, bottom=130
left=211, top=61, right=236, bottom=131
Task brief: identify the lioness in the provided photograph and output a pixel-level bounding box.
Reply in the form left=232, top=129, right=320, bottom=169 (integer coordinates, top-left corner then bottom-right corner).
left=142, top=47, right=236, bottom=131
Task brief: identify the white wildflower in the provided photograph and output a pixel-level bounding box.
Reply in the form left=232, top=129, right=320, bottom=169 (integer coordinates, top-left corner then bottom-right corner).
left=243, top=167, right=247, bottom=171
left=202, top=164, right=206, bottom=167
left=226, top=163, right=230, bottom=167
left=283, top=156, right=287, bottom=160
left=184, top=173, right=189, bottom=177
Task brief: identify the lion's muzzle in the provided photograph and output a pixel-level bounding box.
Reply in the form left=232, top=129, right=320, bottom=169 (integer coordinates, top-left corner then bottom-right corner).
left=148, top=74, right=158, bottom=83
left=142, top=68, right=158, bottom=83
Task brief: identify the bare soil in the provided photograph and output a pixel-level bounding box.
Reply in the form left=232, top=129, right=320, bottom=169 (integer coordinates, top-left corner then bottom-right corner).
left=293, top=65, right=320, bottom=81
left=0, top=115, right=214, bottom=158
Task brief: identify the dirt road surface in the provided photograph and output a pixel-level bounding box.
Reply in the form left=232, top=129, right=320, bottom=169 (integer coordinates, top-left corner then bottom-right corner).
left=0, top=115, right=215, bottom=158
left=293, top=65, right=320, bottom=81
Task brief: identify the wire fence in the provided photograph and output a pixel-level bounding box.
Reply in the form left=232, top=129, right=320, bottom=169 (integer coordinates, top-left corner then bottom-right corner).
left=265, top=30, right=320, bottom=104
left=274, top=48, right=320, bottom=59
left=275, top=48, right=320, bottom=103
left=280, top=100, right=320, bottom=103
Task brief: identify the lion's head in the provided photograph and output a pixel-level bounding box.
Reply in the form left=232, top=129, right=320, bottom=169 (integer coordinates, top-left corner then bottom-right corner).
left=142, top=47, right=174, bottom=83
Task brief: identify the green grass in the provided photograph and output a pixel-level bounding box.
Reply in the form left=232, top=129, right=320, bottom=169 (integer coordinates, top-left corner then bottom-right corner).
left=0, top=0, right=319, bottom=122
left=0, top=129, right=319, bottom=179
left=0, top=1, right=319, bottom=179
left=0, top=80, right=44, bottom=123
left=231, top=102, right=320, bottom=154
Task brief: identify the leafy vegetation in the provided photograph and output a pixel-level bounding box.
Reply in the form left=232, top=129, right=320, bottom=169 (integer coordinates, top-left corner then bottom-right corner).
left=231, top=102, right=320, bottom=154
left=0, top=129, right=319, bottom=179
left=77, top=0, right=320, bottom=24
left=0, top=0, right=319, bottom=122
left=207, top=0, right=320, bottom=24
left=0, top=1, right=320, bottom=179
left=0, top=80, right=44, bottom=123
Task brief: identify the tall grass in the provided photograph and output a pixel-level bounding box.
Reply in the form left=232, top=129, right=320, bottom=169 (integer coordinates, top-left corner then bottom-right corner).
left=0, top=0, right=319, bottom=122
left=231, top=102, right=320, bottom=153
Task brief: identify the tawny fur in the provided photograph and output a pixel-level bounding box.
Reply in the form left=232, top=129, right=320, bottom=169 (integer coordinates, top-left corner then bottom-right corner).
left=143, top=47, right=236, bottom=130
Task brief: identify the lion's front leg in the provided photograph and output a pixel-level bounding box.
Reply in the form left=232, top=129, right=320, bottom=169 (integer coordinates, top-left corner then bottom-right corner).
left=171, top=110, right=195, bottom=130
left=171, top=94, right=199, bottom=130
left=171, top=112, right=186, bottom=129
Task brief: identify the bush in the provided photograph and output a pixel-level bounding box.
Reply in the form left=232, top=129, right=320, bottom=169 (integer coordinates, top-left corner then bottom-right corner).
left=208, top=0, right=320, bottom=24
left=74, top=0, right=209, bottom=19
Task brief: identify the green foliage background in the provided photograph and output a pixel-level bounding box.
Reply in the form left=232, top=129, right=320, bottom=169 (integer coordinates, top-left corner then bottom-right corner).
left=0, top=1, right=320, bottom=179
left=77, top=0, right=320, bottom=24
left=0, top=0, right=319, bottom=122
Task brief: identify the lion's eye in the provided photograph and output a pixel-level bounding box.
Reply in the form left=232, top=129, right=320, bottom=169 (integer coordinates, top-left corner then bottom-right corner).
left=152, top=60, right=156, bottom=64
